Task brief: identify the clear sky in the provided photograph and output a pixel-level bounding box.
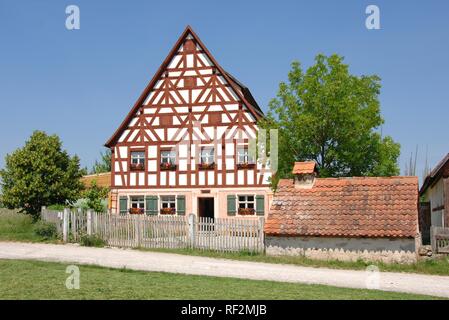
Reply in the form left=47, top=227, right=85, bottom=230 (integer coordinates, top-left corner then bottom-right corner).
left=0, top=0, right=448, bottom=183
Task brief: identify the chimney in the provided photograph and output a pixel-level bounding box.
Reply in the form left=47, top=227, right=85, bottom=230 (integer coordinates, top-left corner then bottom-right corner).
left=292, top=161, right=318, bottom=189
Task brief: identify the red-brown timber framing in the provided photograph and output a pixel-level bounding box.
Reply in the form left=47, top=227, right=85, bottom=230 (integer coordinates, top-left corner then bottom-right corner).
left=106, top=25, right=271, bottom=190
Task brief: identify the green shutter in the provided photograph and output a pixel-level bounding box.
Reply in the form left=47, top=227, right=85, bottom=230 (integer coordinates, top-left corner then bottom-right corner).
left=227, top=195, right=236, bottom=216
left=119, top=196, right=128, bottom=215
left=177, top=195, right=186, bottom=215
left=145, top=196, right=158, bottom=215
left=256, top=195, right=265, bottom=216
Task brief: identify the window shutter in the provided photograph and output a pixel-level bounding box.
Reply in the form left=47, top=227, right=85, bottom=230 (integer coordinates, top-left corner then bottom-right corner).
left=145, top=196, right=158, bottom=215
left=256, top=195, right=265, bottom=216
left=119, top=196, right=128, bottom=215
left=177, top=195, right=186, bottom=215
left=227, top=195, right=236, bottom=216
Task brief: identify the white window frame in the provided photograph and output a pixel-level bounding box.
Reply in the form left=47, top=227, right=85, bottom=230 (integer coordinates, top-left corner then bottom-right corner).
left=160, top=195, right=176, bottom=209
left=161, top=150, right=176, bottom=164
left=238, top=195, right=255, bottom=209
left=130, top=196, right=145, bottom=210
left=237, top=146, right=254, bottom=164
left=131, top=151, right=145, bottom=165
left=200, top=147, right=215, bottom=164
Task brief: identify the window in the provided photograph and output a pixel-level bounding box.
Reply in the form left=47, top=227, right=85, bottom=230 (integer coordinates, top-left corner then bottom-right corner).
left=131, top=151, right=145, bottom=164
left=161, top=150, right=176, bottom=164
left=160, top=195, right=176, bottom=214
left=237, top=146, right=254, bottom=164
left=200, top=147, right=214, bottom=164
left=238, top=195, right=255, bottom=209
left=130, top=151, right=145, bottom=170
left=130, top=196, right=144, bottom=214
left=238, top=195, right=255, bottom=215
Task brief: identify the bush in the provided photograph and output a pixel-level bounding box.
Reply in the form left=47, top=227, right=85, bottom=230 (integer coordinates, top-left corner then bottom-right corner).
left=79, top=233, right=106, bottom=247
left=47, top=204, right=66, bottom=211
left=33, top=221, right=57, bottom=240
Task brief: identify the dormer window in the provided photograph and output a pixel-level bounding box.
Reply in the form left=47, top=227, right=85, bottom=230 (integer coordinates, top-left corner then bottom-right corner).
left=130, top=151, right=145, bottom=171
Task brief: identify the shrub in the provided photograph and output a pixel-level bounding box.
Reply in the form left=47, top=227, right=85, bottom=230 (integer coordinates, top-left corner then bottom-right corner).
left=33, top=221, right=58, bottom=240
left=47, top=204, right=66, bottom=211
left=79, top=233, right=106, bottom=247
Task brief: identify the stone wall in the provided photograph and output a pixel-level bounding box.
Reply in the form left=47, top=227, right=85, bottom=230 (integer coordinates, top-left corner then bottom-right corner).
left=265, top=236, right=418, bottom=264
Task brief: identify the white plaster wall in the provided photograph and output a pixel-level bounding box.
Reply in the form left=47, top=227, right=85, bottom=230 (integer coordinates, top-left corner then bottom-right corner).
left=265, top=236, right=417, bottom=264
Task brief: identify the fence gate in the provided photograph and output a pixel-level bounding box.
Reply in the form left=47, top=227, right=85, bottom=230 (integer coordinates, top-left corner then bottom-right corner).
left=431, top=226, right=449, bottom=254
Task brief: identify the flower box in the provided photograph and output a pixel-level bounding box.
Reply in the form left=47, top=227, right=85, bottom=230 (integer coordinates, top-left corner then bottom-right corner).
left=236, top=162, right=255, bottom=169
left=198, top=162, right=215, bottom=170
left=129, top=208, right=144, bottom=214
left=160, top=207, right=176, bottom=215
left=238, top=208, right=255, bottom=215
left=160, top=163, right=177, bottom=171
left=130, top=163, right=145, bottom=171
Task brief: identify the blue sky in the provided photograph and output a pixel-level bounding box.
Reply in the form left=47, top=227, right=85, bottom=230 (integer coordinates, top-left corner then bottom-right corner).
left=0, top=0, right=448, bottom=182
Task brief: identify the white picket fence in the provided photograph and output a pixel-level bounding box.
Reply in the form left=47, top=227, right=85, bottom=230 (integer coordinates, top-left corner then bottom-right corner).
left=41, top=207, right=264, bottom=253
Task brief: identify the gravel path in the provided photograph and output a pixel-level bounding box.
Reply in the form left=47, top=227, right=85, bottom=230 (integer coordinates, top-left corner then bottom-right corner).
left=1, top=242, right=448, bottom=298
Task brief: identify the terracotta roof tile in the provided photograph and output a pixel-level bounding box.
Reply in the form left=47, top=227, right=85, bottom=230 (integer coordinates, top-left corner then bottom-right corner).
left=265, top=176, right=419, bottom=238
left=292, top=161, right=317, bottom=174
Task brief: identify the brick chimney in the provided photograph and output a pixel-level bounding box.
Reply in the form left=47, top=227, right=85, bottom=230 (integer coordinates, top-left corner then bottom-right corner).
left=292, top=161, right=318, bottom=189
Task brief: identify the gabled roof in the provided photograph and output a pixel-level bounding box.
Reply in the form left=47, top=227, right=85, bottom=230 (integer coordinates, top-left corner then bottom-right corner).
left=105, top=25, right=263, bottom=148
left=265, top=176, right=419, bottom=238
left=292, top=161, right=317, bottom=175
left=420, top=153, right=449, bottom=195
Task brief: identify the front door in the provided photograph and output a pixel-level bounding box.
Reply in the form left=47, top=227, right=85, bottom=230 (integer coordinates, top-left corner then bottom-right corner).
left=198, top=197, right=214, bottom=220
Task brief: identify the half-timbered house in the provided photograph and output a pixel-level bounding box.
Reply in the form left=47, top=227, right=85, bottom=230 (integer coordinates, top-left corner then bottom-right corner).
left=105, top=26, right=272, bottom=218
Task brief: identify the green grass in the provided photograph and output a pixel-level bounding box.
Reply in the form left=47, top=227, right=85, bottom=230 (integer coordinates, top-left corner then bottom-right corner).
left=0, top=208, right=58, bottom=242
left=137, top=247, right=449, bottom=277
left=0, top=259, right=440, bottom=300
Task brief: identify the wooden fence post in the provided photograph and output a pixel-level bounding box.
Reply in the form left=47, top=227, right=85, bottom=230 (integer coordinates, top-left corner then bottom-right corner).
left=188, top=213, right=196, bottom=248
left=258, top=217, right=265, bottom=253
left=41, top=206, right=46, bottom=219
left=87, top=209, right=93, bottom=236
left=63, top=208, right=70, bottom=242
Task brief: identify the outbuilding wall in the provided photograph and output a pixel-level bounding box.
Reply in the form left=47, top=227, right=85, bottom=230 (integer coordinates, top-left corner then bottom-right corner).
left=265, top=236, right=418, bottom=264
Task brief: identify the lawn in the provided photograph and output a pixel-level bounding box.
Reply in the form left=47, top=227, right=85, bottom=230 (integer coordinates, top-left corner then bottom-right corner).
left=0, top=259, right=440, bottom=300
left=0, top=208, right=46, bottom=242
left=1, top=208, right=448, bottom=277
left=138, top=247, right=449, bottom=277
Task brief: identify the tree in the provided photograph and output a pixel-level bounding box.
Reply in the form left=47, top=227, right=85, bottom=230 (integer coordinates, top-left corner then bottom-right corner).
left=91, top=149, right=111, bottom=174
left=83, top=180, right=109, bottom=212
left=260, top=54, right=400, bottom=184
left=0, top=131, right=84, bottom=218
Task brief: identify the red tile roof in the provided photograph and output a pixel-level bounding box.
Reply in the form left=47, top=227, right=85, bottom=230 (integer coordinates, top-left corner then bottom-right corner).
left=265, top=176, right=419, bottom=238
left=292, top=161, right=317, bottom=174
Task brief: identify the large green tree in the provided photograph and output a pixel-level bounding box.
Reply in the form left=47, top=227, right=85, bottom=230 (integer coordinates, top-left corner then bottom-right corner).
left=261, top=54, right=400, bottom=184
left=0, top=131, right=84, bottom=218
left=91, top=149, right=111, bottom=174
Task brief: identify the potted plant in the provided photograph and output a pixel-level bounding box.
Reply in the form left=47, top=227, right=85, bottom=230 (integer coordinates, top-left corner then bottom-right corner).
left=160, top=207, right=176, bottom=215
left=129, top=207, right=144, bottom=214
left=130, top=163, right=145, bottom=171
left=198, top=162, right=215, bottom=170
left=160, top=162, right=176, bottom=171
left=237, top=162, right=255, bottom=169
left=238, top=207, right=255, bottom=215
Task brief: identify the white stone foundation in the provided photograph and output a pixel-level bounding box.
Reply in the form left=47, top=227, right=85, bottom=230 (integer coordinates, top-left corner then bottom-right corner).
left=265, top=236, right=418, bottom=264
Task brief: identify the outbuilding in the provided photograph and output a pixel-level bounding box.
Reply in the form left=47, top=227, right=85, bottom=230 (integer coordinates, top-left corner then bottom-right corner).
left=265, top=162, right=420, bottom=263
